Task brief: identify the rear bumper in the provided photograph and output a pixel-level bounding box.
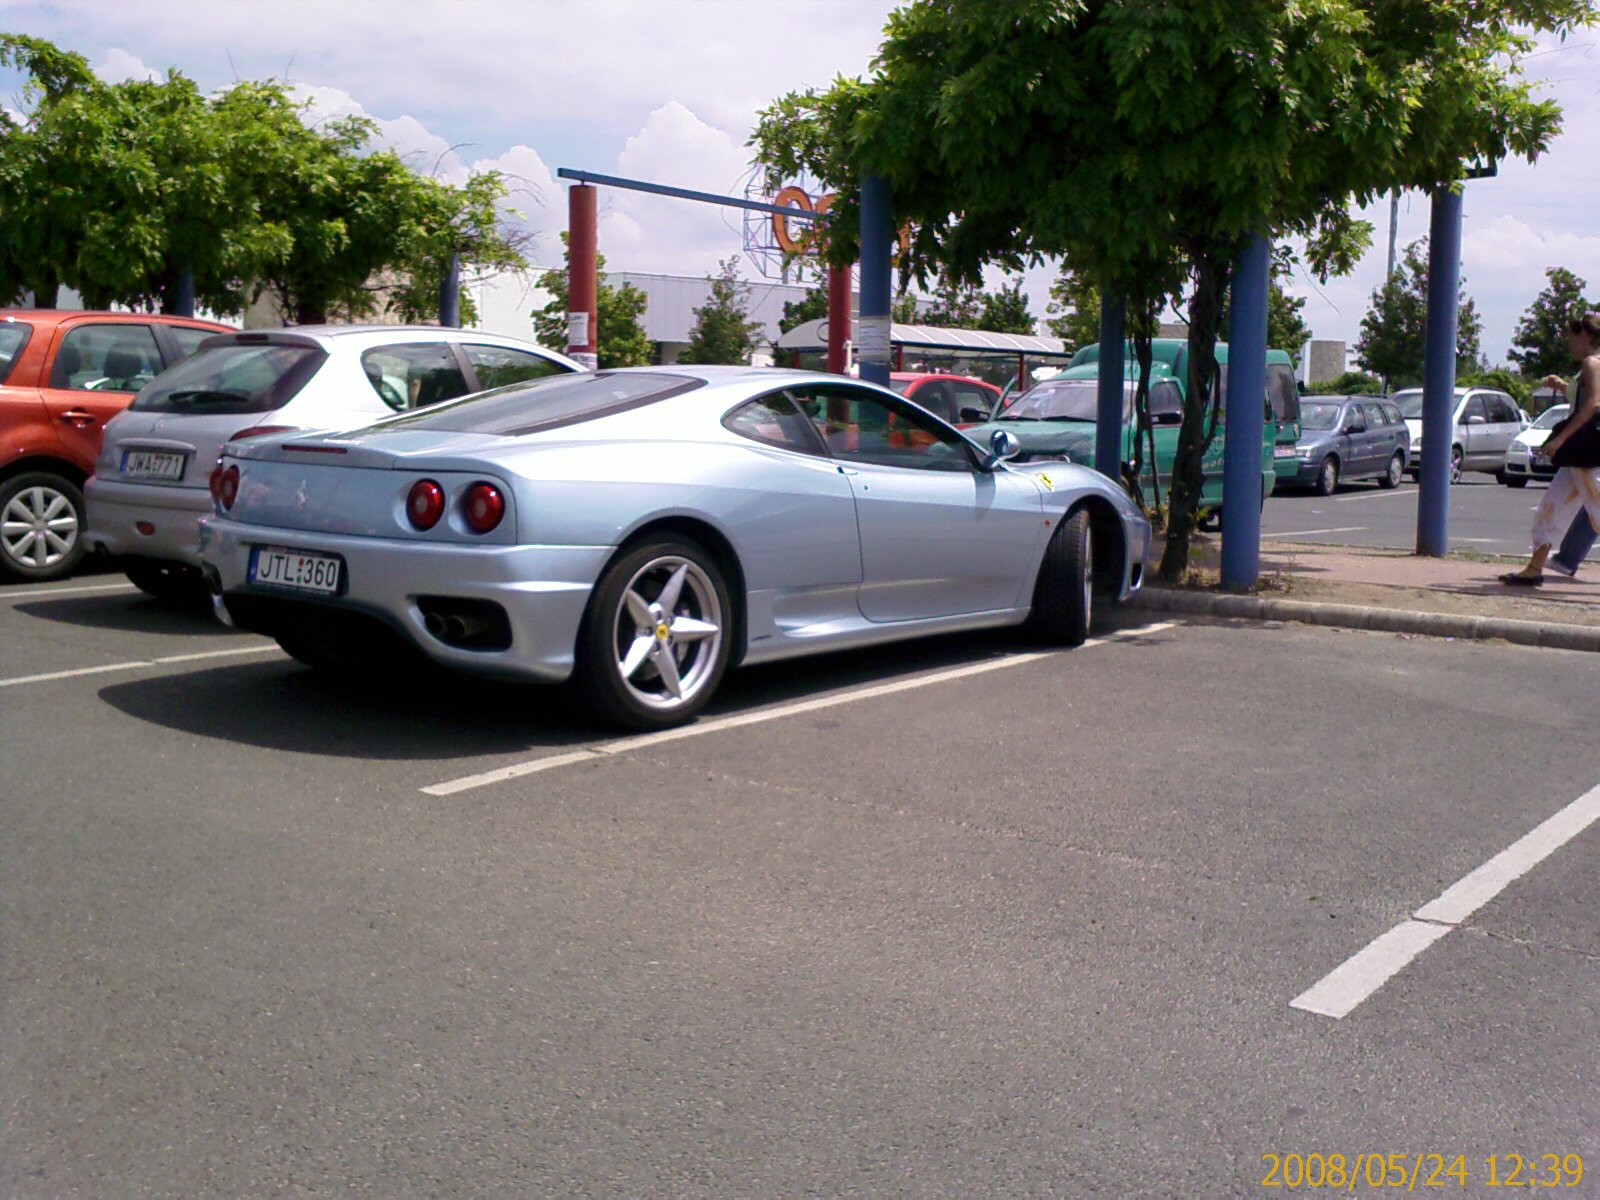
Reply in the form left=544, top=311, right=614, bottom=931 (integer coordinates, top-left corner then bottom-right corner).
left=85, top=477, right=212, bottom=565
left=199, top=515, right=613, bottom=683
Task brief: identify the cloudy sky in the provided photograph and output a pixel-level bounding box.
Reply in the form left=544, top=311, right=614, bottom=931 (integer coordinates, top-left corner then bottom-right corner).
left=5, top=0, right=1597, bottom=361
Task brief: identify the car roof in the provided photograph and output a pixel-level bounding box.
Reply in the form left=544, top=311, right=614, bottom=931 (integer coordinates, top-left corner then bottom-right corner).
left=0, top=309, right=232, bottom=330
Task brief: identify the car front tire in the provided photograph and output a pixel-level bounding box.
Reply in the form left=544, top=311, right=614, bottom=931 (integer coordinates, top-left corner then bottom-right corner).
left=579, top=537, right=733, bottom=730
left=1029, top=507, right=1093, bottom=647
left=1315, top=456, right=1339, bottom=496
left=0, top=471, right=87, bottom=582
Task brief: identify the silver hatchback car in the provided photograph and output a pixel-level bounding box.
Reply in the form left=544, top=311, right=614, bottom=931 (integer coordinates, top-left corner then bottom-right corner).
left=86, top=326, right=579, bottom=598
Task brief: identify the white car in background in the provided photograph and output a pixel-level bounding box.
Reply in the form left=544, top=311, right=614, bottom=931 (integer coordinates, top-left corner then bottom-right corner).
left=1501, top=403, right=1570, bottom=488
left=86, top=326, right=580, bottom=598
left=1392, top=386, right=1528, bottom=483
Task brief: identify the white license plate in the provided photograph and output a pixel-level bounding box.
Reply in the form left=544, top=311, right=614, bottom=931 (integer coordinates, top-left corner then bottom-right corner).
left=1273, top=445, right=1297, bottom=458
left=249, top=545, right=342, bottom=594
left=120, top=449, right=187, bottom=480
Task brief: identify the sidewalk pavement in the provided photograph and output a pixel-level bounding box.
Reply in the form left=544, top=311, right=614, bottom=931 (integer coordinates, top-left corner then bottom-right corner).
left=1130, top=535, right=1600, bottom=652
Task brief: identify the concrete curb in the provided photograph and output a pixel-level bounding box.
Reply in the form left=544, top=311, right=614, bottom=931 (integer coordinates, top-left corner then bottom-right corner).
left=1128, top=587, right=1600, bottom=653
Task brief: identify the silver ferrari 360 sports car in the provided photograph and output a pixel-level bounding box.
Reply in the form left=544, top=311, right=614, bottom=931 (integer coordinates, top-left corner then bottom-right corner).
left=199, top=366, right=1150, bottom=728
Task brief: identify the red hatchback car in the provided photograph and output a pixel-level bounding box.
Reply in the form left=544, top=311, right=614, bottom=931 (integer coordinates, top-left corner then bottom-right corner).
left=0, top=309, right=233, bottom=581
left=888, top=371, right=1001, bottom=426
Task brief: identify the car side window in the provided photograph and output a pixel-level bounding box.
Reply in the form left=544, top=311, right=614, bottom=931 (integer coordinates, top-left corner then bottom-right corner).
left=48, top=323, right=162, bottom=392
left=361, top=343, right=472, bottom=411
left=0, top=323, right=31, bottom=385
left=1489, top=393, right=1518, bottom=423
left=723, top=391, right=826, bottom=455
left=952, top=383, right=993, bottom=413
left=462, top=344, right=568, bottom=391
left=1345, top=404, right=1366, bottom=431
left=166, top=326, right=216, bottom=363
left=791, top=385, right=974, bottom=471
left=1459, top=395, right=1487, bottom=423
left=908, top=379, right=957, bottom=423
left=1266, top=363, right=1299, bottom=425
left=1382, top=402, right=1402, bottom=426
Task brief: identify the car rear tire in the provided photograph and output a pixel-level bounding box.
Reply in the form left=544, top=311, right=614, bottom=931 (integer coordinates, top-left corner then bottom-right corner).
left=1029, top=507, right=1093, bottom=647
left=0, top=471, right=87, bottom=582
left=1450, top=445, right=1464, bottom=484
left=1379, top=452, right=1404, bottom=489
left=1314, top=455, right=1339, bottom=496
left=578, top=537, right=733, bottom=730
left=125, top=560, right=206, bottom=602
left=1505, top=475, right=1529, bottom=488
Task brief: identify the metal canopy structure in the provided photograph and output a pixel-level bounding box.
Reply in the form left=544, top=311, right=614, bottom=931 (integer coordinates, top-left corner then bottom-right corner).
left=776, top=317, right=1072, bottom=358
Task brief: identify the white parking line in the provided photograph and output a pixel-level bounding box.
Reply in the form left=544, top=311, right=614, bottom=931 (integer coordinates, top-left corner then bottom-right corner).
left=1291, top=780, right=1600, bottom=1019
left=1265, top=526, right=1367, bottom=538
left=1, top=581, right=139, bottom=601
left=0, top=644, right=281, bottom=689
left=1334, top=489, right=1417, bottom=502
left=421, top=621, right=1177, bottom=797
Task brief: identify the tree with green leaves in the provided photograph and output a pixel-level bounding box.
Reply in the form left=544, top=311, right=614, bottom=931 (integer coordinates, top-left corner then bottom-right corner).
left=1508, top=267, right=1593, bottom=383
left=1355, top=240, right=1482, bottom=389
left=752, top=0, right=1589, bottom=581
left=919, top=275, right=983, bottom=328
left=1045, top=267, right=1101, bottom=351
left=777, top=283, right=830, bottom=335
left=0, top=34, right=526, bottom=323
left=979, top=278, right=1036, bottom=335
left=532, top=235, right=652, bottom=368
left=1307, top=370, right=1384, bottom=395
left=679, top=258, right=762, bottom=365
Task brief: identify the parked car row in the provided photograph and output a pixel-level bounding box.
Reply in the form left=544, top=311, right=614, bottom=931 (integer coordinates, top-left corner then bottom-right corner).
left=1, top=309, right=234, bottom=582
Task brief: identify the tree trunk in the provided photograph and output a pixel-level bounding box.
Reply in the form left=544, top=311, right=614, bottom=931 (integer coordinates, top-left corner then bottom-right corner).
left=1158, top=252, right=1229, bottom=582
left=294, top=300, right=327, bottom=326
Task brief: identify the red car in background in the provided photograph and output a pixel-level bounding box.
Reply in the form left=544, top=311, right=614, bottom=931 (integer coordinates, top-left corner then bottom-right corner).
left=888, top=372, right=1001, bottom=426
left=0, top=309, right=233, bottom=581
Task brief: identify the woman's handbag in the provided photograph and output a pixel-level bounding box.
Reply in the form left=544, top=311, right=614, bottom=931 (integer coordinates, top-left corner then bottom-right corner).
left=1549, top=409, right=1600, bottom=468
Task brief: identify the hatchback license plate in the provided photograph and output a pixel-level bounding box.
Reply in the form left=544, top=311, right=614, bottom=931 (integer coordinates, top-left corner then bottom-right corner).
left=249, top=546, right=342, bottom=594
left=120, top=449, right=186, bottom=480
left=1273, top=445, right=1297, bottom=458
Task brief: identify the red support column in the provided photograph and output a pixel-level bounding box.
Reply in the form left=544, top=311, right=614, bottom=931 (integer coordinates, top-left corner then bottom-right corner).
left=826, top=263, right=852, bottom=376
left=567, top=184, right=599, bottom=370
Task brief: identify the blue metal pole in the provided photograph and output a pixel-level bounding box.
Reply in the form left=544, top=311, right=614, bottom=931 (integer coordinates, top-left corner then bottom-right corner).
left=1094, top=292, right=1125, bottom=480
left=439, top=251, right=461, bottom=327
left=857, top=175, right=893, bottom=388
left=172, top=270, right=195, bottom=318
left=1221, top=234, right=1270, bottom=589
left=1417, top=186, right=1463, bottom=557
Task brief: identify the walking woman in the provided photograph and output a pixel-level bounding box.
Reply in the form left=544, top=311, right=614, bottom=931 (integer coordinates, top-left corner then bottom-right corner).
left=1501, top=312, right=1600, bottom=585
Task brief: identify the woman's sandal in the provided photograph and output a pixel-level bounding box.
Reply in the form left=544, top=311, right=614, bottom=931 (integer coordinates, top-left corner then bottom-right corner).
left=1498, top=572, right=1543, bottom=587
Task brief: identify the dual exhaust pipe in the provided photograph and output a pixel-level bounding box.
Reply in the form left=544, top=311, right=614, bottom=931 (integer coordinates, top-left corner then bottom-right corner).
left=417, top=597, right=512, bottom=651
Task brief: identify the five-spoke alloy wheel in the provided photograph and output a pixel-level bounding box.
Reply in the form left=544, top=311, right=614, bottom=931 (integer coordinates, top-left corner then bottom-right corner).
left=581, top=538, right=732, bottom=729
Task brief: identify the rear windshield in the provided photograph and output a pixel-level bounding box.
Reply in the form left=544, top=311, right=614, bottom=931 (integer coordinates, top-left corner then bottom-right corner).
left=1392, top=389, right=1424, bottom=419
left=131, top=343, right=325, bottom=415
left=0, top=322, right=30, bottom=384
left=366, top=371, right=702, bottom=437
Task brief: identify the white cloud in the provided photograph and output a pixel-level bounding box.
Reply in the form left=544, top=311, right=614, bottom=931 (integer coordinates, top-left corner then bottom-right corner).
left=92, top=47, right=159, bottom=82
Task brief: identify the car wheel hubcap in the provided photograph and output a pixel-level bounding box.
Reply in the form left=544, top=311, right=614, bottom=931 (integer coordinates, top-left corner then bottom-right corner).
left=1451, top=451, right=1462, bottom=482
left=613, top=556, right=722, bottom=711
left=1, top=486, right=78, bottom=568
left=1081, top=525, right=1093, bottom=624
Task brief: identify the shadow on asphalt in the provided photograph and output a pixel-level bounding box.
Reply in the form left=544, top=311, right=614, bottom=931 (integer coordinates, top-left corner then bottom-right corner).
left=16, top=592, right=231, bottom=637
left=94, top=613, right=1164, bottom=761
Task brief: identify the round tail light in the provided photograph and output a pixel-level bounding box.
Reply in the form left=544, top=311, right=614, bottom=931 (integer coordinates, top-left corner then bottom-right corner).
left=462, top=482, right=505, bottom=533
left=208, top=464, right=223, bottom=502
left=407, top=479, right=445, bottom=530
left=217, top=465, right=239, bottom=510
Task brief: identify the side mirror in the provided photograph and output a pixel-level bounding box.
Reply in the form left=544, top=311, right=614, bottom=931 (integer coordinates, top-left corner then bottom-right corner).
left=985, top=428, right=1022, bottom=468
left=959, top=405, right=989, bottom=423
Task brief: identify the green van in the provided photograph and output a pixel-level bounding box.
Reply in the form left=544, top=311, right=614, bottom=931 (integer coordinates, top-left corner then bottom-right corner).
left=965, top=339, right=1299, bottom=515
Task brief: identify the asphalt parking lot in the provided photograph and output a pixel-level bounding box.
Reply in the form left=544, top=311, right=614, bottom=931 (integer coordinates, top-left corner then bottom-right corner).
left=1264, top=474, right=1550, bottom=556
left=4, top=579, right=1598, bottom=1196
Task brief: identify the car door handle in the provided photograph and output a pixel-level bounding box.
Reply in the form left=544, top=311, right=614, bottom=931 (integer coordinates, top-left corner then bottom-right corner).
left=58, top=409, right=98, bottom=428
left=836, top=465, right=858, bottom=476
